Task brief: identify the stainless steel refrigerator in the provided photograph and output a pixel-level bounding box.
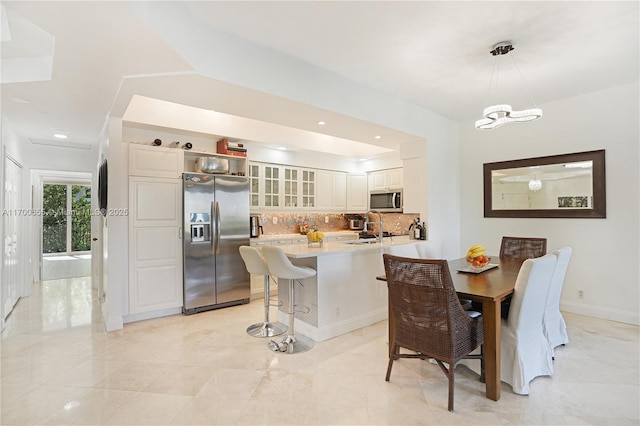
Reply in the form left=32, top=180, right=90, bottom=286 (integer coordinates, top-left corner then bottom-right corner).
left=183, top=173, right=250, bottom=314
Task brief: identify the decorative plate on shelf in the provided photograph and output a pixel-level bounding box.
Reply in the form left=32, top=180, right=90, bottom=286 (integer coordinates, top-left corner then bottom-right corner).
left=456, top=263, right=499, bottom=274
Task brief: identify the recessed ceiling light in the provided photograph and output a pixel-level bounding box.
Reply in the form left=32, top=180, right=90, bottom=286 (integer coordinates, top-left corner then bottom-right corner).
left=277, top=146, right=287, bottom=151
left=317, top=121, right=326, bottom=126
left=359, top=158, right=368, bottom=161
left=373, top=135, right=381, bottom=139
left=53, top=133, right=68, bottom=140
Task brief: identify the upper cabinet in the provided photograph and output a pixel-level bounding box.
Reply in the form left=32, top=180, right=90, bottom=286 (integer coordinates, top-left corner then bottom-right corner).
left=346, top=173, right=368, bottom=212
left=129, top=143, right=248, bottom=179
left=248, top=163, right=282, bottom=209
left=129, top=144, right=184, bottom=178
left=368, top=168, right=403, bottom=191
left=316, top=170, right=346, bottom=211
left=300, top=168, right=316, bottom=208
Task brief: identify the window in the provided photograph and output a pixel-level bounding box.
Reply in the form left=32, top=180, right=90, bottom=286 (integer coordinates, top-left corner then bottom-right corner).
left=43, top=183, right=91, bottom=254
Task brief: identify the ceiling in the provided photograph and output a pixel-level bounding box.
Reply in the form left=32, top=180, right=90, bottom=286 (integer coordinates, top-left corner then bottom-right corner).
left=1, top=1, right=638, bottom=158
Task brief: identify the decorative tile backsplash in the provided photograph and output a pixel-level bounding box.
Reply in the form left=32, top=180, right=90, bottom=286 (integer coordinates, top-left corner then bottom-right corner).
left=256, top=212, right=420, bottom=236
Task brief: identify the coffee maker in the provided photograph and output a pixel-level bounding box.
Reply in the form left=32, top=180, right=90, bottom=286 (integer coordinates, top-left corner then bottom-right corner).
left=250, top=215, right=263, bottom=238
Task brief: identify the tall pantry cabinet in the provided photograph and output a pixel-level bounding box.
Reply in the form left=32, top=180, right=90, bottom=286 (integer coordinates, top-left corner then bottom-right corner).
left=128, top=144, right=183, bottom=315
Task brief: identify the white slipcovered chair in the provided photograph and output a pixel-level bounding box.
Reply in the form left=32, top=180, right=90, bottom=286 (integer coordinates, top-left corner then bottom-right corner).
left=460, top=253, right=557, bottom=394
left=415, top=240, right=440, bottom=259
left=382, top=242, right=419, bottom=258
left=501, top=253, right=557, bottom=394
left=544, top=247, right=572, bottom=356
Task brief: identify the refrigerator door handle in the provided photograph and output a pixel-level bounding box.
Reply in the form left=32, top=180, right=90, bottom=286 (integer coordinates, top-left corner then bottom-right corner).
left=215, top=201, right=221, bottom=253
left=211, top=201, right=216, bottom=253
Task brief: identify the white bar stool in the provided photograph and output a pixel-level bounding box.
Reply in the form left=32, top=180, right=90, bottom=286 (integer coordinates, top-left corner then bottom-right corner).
left=261, top=246, right=316, bottom=354
left=239, top=246, right=287, bottom=338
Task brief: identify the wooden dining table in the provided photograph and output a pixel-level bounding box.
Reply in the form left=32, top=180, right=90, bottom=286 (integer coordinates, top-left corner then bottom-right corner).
left=378, top=256, right=524, bottom=401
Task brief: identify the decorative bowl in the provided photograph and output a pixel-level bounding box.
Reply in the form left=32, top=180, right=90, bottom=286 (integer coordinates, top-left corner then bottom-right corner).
left=467, top=255, right=491, bottom=270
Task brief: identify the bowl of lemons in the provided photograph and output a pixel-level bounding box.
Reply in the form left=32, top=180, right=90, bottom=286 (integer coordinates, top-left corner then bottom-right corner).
left=307, top=231, right=325, bottom=247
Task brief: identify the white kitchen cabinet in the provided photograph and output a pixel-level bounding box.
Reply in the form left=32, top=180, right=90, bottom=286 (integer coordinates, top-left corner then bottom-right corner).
left=283, top=166, right=300, bottom=208
left=128, top=177, right=183, bottom=314
left=129, top=144, right=183, bottom=178
left=369, top=168, right=403, bottom=191
left=346, top=173, right=368, bottom=212
left=249, top=162, right=282, bottom=210
left=316, top=170, right=347, bottom=211
left=300, top=168, right=316, bottom=208
left=264, top=164, right=281, bottom=209
left=249, top=163, right=260, bottom=209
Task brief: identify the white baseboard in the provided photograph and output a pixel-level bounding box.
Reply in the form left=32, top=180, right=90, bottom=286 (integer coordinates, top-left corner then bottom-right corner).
left=561, top=301, right=639, bottom=326
left=104, top=315, right=124, bottom=332
left=123, top=307, right=182, bottom=324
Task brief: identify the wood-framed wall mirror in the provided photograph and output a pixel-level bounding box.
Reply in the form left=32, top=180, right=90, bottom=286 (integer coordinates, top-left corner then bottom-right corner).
left=483, top=149, right=606, bottom=218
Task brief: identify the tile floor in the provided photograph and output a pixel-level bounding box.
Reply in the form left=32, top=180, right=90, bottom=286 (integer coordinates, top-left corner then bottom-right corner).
left=1, top=277, right=638, bottom=425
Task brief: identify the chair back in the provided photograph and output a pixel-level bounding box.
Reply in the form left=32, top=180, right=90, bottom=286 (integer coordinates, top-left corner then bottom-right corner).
left=507, top=253, right=557, bottom=333
left=239, top=246, right=269, bottom=275
left=261, top=246, right=316, bottom=280
left=415, top=240, right=440, bottom=259
left=383, top=243, right=419, bottom=258
left=546, top=247, right=572, bottom=314
left=382, top=254, right=478, bottom=361
left=500, top=236, right=547, bottom=259
left=544, top=246, right=572, bottom=349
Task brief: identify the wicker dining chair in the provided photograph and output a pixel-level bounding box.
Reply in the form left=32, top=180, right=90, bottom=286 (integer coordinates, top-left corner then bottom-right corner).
left=499, top=236, right=547, bottom=259
left=382, top=254, right=485, bottom=412
left=497, top=236, right=548, bottom=319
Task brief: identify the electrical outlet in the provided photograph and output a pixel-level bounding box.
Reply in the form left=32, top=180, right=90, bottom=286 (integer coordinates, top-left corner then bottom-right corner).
left=578, top=290, right=584, bottom=299
left=325, top=216, right=329, bottom=223
left=335, top=305, right=340, bottom=316
left=272, top=216, right=278, bottom=225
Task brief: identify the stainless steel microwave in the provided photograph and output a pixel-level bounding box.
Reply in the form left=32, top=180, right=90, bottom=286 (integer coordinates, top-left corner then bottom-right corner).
left=370, top=189, right=403, bottom=212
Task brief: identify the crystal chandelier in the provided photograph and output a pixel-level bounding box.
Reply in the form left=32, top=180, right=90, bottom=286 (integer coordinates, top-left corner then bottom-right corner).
left=475, top=42, right=543, bottom=130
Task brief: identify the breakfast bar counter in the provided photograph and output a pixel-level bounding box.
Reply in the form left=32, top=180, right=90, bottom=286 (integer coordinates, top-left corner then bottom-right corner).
left=273, top=236, right=414, bottom=342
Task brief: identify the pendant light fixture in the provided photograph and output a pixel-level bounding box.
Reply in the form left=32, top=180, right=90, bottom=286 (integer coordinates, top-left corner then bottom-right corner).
left=475, top=41, right=543, bottom=130
left=528, top=178, right=542, bottom=192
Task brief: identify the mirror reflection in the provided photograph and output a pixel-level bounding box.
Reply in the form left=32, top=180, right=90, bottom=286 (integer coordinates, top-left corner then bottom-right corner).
left=483, top=150, right=606, bottom=218
left=491, top=160, right=593, bottom=210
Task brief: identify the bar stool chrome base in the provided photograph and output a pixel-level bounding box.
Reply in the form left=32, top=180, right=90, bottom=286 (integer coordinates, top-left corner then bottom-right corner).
left=268, top=333, right=314, bottom=354
left=246, top=321, right=287, bottom=338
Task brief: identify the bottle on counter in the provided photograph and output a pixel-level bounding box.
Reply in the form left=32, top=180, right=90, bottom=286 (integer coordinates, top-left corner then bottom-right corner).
left=414, top=221, right=422, bottom=240
left=420, top=221, right=427, bottom=240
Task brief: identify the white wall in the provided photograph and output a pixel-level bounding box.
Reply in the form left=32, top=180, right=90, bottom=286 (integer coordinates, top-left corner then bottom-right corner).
left=1, top=117, right=98, bottom=317
left=459, top=82, right=639, bottom=325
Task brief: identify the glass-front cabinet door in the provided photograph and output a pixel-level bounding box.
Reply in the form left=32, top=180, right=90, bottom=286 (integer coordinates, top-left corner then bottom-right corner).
left=263, top=165, right=280, bottom=208
left=301, top=169, right=315, bottom=208
left=283, top=167, right=299, bottom=207
left=249, top=163, right=260, bottom=208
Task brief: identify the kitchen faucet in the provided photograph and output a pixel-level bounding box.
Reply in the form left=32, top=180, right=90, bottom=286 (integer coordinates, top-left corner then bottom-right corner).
left=363, top=209, right=383, bottom=244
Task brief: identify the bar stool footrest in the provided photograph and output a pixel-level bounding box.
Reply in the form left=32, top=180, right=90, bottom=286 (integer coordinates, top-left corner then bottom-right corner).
left=293, top=304, right=311, bottom=314
left=246, top=322, right=287, bottom=338
left=268, top=333, right=314, bottom=354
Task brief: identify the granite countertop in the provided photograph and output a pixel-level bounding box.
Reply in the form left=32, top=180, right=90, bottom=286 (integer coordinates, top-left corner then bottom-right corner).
left=282, top=235, right=414, bottom=258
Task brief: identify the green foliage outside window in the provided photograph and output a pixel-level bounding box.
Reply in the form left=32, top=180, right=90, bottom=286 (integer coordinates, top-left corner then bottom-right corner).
left=43, top=184, right=67, bottom=253
left=42, top=184, right=91, bottom=253
left=72, top=185, right=91, bottom=251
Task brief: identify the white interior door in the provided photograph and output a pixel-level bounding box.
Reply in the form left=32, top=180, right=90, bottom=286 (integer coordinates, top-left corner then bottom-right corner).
left=3, top=155, right=22, bottom=320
